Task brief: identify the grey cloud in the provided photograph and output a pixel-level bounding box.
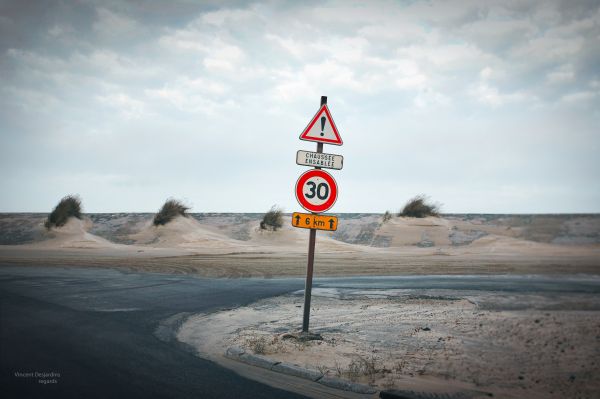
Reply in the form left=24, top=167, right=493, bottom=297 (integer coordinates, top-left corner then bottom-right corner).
left=1, top=0, right=598, bottom=212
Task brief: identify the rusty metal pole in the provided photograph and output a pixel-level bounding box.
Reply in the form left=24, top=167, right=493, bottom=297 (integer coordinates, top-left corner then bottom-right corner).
left=302, top=95, right=326, bottom=333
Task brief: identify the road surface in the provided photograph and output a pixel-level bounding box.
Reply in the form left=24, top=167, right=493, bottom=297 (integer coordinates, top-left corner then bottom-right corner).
left=0, top=266, right=308, bottom=399
left=2, top=266, right=599, bottom=398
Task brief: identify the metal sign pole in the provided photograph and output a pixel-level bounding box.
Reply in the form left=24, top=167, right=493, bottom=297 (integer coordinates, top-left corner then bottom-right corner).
left=302, top=95, right=326, bottom=333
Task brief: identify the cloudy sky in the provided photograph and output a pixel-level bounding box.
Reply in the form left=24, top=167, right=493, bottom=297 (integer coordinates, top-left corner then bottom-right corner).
left=1, top=0, right=599, bottom=213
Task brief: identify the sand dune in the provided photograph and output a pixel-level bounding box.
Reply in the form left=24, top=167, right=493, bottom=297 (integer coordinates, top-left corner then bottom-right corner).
left=0, top=216, right=187, bottom=259
left=25, top=217, right=118, bottom=249
left=128, top=215, right=244, bottom=250
left=374, top=216, right=453, bottom=247
left=0, top=213, right=598, bottom=276
left=2, top=213, right=598, bottom=259
left=246, top=217, right=370, bottom=253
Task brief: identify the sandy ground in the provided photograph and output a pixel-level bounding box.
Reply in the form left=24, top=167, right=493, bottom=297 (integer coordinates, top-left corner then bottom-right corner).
left=178, top=287, right=600, bottom=399
left=1, top=215, right=599, bottom=277
left=3, top=214, right=599, bottom=397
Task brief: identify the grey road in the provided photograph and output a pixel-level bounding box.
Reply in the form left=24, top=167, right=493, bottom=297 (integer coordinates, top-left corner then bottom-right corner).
left=0, top=266, right=308, bottom=399
left=1, top=266, right=599, bottom=398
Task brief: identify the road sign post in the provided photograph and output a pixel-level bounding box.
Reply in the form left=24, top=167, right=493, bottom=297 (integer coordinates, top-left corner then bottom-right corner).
left=295, top=95, right=344, bottom=334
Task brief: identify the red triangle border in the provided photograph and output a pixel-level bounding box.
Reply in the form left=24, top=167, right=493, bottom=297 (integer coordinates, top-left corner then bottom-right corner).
left=299, top=104, right=343, bottom=146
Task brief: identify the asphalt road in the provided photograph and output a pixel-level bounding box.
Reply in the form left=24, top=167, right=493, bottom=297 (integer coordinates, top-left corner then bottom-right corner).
left=2, top=266, right=599, bottom=399
left=0, top=266, right=308, bottom=399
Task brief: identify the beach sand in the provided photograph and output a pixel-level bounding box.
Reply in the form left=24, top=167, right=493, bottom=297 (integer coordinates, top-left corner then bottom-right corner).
left=179, top=287, right=600, bottom=399
left=0, top=214, right=598, bottom=277
left=2, top=213, right=599, bottom=397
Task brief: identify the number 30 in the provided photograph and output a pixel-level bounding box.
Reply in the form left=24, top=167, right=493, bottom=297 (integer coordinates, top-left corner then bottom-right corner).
left=305, top=181, right=329, bottom=200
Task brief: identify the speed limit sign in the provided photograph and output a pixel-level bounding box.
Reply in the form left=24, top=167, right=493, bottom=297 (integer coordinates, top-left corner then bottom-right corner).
left=295, top=169, right=338, bottom=213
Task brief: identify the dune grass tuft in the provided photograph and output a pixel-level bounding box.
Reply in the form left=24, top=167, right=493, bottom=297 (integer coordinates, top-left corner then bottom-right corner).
left=398, top=195, right=440, bottom=218
left=153, top=199, right=190, bottom=226
left=45, top=195, right=82, bottom=229
left=260, top=205, right=283, bottom=231
left=382, top=210, right=392, bottom=223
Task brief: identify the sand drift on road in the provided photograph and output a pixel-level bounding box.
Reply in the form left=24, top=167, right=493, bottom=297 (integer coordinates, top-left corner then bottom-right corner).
left=178, top=275, right=600, bottom=399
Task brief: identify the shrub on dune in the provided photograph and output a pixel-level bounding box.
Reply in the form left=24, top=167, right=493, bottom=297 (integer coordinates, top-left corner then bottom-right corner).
left=45, top=195, right=83, bottom=229
left=153, top=199, right=190, bottom=226
left=382, top=210, right=392, bottom=223
left=398, top=195, right=440, bottom=218
left=260, top=205, right=283, bottom=231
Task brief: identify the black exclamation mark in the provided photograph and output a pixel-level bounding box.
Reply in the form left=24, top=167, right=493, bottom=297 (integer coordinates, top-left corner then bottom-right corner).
left=320, top=116, right=326, bottom=136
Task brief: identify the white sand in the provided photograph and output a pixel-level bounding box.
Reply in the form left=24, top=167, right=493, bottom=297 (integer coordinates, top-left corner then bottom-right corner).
left=1, top=214, right=598, bottom=277
left=128, top=215, right=245, bottom=251
left=179, top=289, right=600, bottom=399
left=2, top=214, right=598, bottom=396
left=30, top=218, right=116, bottom=249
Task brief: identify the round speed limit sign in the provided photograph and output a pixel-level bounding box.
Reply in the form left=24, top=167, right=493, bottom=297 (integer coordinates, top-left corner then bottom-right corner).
left=295, top=169, right=338, bottom=213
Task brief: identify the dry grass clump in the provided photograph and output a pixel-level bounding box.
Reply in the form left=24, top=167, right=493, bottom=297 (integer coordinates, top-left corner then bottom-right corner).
left=260, top=205, right=283, bottom=231
left=330, top=354, right=383, bottom=383
left=153, top=199, right=190, bottom=226
left=382, top=210, right=392, bottom=223
left=399, top=195, right=440, bottom=218
left=246, top=335, right=268, bottom=354
left=243, top=334, right=285, bottom=355
left=346, top=355, right=378, bottom=382
left=45, top=195, right=82, bottom=229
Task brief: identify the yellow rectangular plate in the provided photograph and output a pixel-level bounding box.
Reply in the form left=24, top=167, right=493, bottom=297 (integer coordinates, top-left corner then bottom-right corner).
left=292, top=212, right=338, bottom=231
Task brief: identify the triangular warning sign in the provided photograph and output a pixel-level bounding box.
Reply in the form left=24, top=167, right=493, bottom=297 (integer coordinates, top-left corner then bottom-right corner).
left=299, top=104, right=343, bottom=146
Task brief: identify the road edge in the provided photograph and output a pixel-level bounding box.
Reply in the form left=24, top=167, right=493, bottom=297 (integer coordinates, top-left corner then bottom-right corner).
left=225, top=346, right=379, bottom=395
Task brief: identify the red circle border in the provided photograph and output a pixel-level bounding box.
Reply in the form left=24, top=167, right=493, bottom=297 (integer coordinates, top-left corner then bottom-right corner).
left=295, top=169, right=338, bottom=213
